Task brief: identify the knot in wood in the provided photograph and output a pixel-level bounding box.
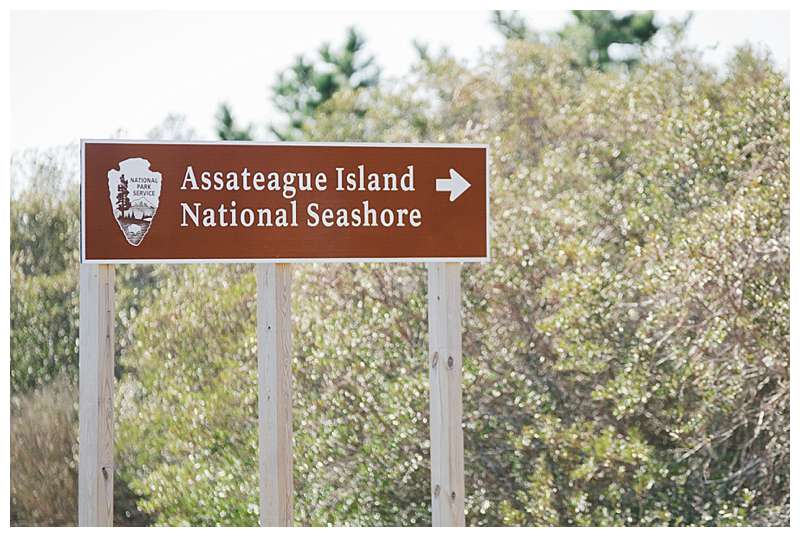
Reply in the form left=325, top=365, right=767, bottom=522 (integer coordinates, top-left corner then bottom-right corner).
left=447, top=355, right=454, bottom=369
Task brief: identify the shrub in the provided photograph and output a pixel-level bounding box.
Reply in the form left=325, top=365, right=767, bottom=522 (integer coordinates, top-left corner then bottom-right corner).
left=116, top=41, right=788, bottom=526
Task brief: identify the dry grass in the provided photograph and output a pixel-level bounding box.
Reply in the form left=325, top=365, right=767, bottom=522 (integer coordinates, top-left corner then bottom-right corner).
left=11, top=374, right=78, bottom=526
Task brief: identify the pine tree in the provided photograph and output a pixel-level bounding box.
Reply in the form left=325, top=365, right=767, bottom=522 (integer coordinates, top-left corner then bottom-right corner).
left=270, top=27, right=380, bottom=140
left=561, top=10, right=660, bottom=67
left=116, top=175, right=131, bottom=218
left=491, top=10, right=675, bottom=68
left=213, top=28, right=379, bottom=142
left=215, top=104, right=253, bottom=141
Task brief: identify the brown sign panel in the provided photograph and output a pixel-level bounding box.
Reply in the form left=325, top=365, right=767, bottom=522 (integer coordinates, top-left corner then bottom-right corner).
left=81, top=141, right=489, bottom=263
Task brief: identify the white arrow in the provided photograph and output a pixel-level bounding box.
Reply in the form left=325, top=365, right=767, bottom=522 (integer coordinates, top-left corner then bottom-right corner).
left=435, top=168, right=472, bottom=202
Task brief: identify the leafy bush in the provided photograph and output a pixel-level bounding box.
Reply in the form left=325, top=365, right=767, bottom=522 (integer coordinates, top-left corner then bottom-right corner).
left=116, top=264, right=431, bottom=526
left=114, top=41, right=788, bottom=526
left=10, top=149, right=81, bottom=394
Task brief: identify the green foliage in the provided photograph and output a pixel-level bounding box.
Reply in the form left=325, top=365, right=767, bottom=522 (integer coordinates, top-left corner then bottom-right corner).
left=492, top=10, right=668, bottom=67
left=11, top=148, right=79, bottom=276
left=116, top=264, right=432, bottom=525
left=560, top=10, right=660, bottom=67
left=116, top=265, right=259, bottom=525
left=215, top=103, right=253, bottom=141
left=116, top=41, right=788, bottom=526
left=269, top=27, right=379, bottom=140
left=11, top=148, right=81, bottom=394
left=491, top=10, right=532, bottom=41
left=214, top=28, right=379, bottom=142
left=11, top=265, right=79, bottom=394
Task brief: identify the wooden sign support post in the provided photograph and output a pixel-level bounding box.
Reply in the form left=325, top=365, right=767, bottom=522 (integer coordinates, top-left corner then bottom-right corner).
left=427, top=263, right=465, bottom=526
left=78, top=264, right=116, bottom=526
left=256, top=264, right=294, bottom=526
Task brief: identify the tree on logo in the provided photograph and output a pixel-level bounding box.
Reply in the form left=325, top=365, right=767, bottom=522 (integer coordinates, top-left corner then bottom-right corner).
left=116, top=174, right=131, bottom=218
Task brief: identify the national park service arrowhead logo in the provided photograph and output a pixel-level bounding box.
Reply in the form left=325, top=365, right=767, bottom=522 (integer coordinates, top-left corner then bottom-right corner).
left=108, top=158, right=162, bottom=246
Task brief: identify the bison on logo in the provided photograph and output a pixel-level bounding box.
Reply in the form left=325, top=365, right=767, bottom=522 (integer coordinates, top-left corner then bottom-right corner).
left=107, top=158, right=162, bottom=246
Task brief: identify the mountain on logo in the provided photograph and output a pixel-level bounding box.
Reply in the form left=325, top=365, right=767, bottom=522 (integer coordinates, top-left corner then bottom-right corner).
left=107, top=158, right=162, bottom=246
left=130, top=197, right=157, bottom=220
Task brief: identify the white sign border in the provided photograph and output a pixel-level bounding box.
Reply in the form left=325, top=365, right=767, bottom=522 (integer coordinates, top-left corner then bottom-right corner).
left=81, top=139, right=491, bottom=264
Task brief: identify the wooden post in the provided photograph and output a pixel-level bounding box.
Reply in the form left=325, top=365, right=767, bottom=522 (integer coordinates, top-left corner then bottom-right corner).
left=256, top=264, right=294, bottom=526
left=427, top=263, right=465, bottom=526
left=79, top=264, right=115, bottom=526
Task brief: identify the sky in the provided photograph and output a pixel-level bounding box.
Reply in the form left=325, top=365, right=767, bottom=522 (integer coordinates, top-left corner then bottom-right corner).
left=10, top=10, right=790, bottom=151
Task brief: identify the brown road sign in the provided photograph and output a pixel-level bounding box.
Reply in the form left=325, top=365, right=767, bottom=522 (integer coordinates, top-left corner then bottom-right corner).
left=81, top=140, right=489, bottom=263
